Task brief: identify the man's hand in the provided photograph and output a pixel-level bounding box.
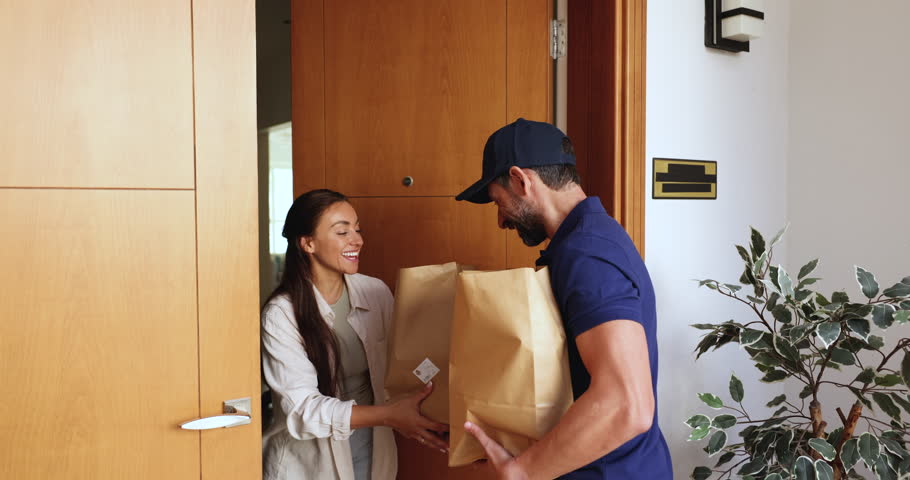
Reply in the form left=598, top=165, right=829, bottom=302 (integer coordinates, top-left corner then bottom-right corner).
left=464, top=421, right=530, bottom=480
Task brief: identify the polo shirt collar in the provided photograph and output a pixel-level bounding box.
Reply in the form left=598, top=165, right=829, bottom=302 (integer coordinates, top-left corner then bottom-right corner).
left=537, top=196, right=604, bottom=266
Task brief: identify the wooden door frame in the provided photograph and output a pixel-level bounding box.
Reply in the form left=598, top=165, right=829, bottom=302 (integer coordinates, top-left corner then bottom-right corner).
left=568, top=0, right=647, bottom=256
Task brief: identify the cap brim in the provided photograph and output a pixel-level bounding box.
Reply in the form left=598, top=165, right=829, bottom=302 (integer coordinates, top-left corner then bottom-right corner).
left=455, top=177, right=493, bottom=204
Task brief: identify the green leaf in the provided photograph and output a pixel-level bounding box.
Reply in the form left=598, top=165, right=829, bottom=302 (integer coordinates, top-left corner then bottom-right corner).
left=766, top=394, right=787, bottom=407
left=873, top=304, right=896, bottom=329
left=827, top=427, right=844, bottom=447
left=902, top=352, right=910, bottom=387
left=765, top=474, right=782, bottom=480
left=874, top=454, right=896, bottom=480
left=868, top=335, right=886, bottom=349
left=800, top=384, right=814, bottom=399
left=798, top=277, right=821, bottom=289
left=847, top=318, right=871, bottom=340
left=875, top=374, right=903, bottom=387
left=856, top=266, right=880, bottom=299
left=778, top=266, right=795, bottom=298
left=883, top=281, right=910, bottom=298
left=832, top=291, right=851, bottom=304
left=816, top=321, right=841, bottom=349
left=729, top=374, right=744, bottom=403
left=895, top=310, right=910, bottom=325
left=873, top=392, right=903, bottom=421
left=768, top=223, right=788, bottom=248
left=737, top=457, right=766, bottom=476
left=688, top=424, right=710, bottom=441
left=750, top=227, right=766, bottom=260
left=686, top=414, right=711, bottom=429
left=849, top=387, right=874, bottom=410
left=772, top=405, right=788, bottom=416
left=698, top=392, right=724, bottom=409
left=856, top=368, right=877, bottom=384
left=740, top=328, right=764, bottom=347
left=723, top=283, right=743, bottom=293
left=809, top=438, right=837, bottom=461
left=691, top=323, right=720, bottom=330
left=793, top=456, right=815, bottom=480
left=712, top=414, right=737, bottom=429
left=768, top=292, right=781, bottom=310
left=735, top=244, right=751, bottom=263
left=715, top=450, right=735, bottom=467
left=761, top=369, right=788, bottom=383
left=772, top=304, right=793, bottom=324
left=859, top=432, right=881, bottom=469
left=752, top=352, right=783, bottom=367
left=774, top=335, right=801, bottom=363
left=890, top=393, right=910, bottom=415
left=841, top=437, right=861, bottom=472
left=814, top=459, right=834, bottom=480
left=706, top=430, right=727, bottom=456
left=799, top=259, right=820, bottom=279
left=691, top=466, right=712, bottom=480
left=795, top=289, right=813, bottom=303
left=879, top=437, right=910, bottom=460
left=776, top=429, right=795, bottom=465
left=830, top=347, right=855, bottom=365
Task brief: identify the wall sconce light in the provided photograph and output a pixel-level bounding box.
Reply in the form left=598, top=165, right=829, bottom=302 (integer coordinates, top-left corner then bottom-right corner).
left=705, top=0, right=764, bottom=53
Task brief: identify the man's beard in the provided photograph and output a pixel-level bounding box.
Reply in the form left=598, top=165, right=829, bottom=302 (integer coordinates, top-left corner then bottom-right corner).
left=504, top=198, right=548, bottom=247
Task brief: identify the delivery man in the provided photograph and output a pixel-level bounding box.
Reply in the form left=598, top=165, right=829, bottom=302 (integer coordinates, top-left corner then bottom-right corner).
left=455, top=118, right=673, bottom=479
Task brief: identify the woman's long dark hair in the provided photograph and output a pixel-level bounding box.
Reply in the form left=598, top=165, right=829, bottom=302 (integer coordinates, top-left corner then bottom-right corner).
left=265, top=189, right=348, bottom=397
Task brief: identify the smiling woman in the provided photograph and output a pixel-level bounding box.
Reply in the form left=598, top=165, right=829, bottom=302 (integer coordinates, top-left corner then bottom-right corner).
left=260, top=189, right=448, bottom=480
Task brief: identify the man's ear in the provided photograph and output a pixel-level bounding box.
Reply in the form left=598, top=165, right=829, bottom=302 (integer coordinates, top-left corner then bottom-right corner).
left=300, top=236, right=315, bottom=254
left=508, top=166, right=533, bottom=196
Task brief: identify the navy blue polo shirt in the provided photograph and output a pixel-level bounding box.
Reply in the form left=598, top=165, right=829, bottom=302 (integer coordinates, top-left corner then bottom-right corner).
left=537, top=197, right=672, bottom=479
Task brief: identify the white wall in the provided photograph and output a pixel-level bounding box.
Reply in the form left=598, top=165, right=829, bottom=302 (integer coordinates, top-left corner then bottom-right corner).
left=786, top=2, right=910, bottom=465
left=788, top=0, right=910, bottom=298
left=646, top=1, right=791, bottom=477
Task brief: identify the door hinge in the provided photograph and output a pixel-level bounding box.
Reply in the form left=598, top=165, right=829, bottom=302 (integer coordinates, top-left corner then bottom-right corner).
left=551, top=19, right=567, bottom=59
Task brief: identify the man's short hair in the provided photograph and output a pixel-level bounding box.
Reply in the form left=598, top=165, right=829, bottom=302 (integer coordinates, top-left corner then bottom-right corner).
left=494, top=137, right=581, bottom=190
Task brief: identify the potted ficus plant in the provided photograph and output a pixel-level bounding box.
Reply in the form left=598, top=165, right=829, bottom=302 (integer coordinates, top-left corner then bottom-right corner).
left=687, top=226, right=910, bottom=480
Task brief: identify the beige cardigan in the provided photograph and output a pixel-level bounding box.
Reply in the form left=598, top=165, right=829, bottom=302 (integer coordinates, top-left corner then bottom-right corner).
left=261, top=274, right=397, bottom=480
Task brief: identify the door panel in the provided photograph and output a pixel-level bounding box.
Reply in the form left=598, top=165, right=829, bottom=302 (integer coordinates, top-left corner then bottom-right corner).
left=324, top=0, right=507, bottom=197
left=0, top=0, right=195, bottom=189
left=0, top=190, right=199, bottom=479
left=193, top=0, right=262, bottom=478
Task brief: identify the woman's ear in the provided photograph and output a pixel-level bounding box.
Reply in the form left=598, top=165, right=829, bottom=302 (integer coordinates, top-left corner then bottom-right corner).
left=299, top=236, right=316, bottom=254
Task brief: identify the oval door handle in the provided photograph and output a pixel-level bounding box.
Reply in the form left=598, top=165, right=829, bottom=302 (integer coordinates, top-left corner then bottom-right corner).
left=180, top=397, right=252, bottom=430
left=181, top=414, right=250, bottom=430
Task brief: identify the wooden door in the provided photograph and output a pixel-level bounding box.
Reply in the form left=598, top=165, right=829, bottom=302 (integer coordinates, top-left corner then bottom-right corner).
left=0, top=1, right=261, bottom=479
left=291, top=0, right=552, bottom=478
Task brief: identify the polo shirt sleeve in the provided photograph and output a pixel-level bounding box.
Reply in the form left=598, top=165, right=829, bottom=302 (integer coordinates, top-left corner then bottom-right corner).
left=558, top=251, right=642, bottom=338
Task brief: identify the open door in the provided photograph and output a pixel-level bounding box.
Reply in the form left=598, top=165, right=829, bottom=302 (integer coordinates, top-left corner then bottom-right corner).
left=0, top=1, right=261, bottom=478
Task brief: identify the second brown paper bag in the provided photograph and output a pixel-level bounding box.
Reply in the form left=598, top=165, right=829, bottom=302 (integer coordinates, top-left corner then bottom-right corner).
left=448, top=267, right=573, bottom=467
left=384, top=262, right=462, bottom=423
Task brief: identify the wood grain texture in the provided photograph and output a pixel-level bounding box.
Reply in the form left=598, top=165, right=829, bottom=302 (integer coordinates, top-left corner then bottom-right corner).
left=506, top=0, right=553, bottom=269
left=193, top=0, right=262, bottom=478
left=0, top=190, right=199, bottom=479
left=291, top=0, right=326, bottom=196
left=348, top=197, right=506, bottom=291
left=0, top=0, right=195, bottom=189
left=322, top=0, right=506, bottom=197
left=568, top=0, right=647, bottom=257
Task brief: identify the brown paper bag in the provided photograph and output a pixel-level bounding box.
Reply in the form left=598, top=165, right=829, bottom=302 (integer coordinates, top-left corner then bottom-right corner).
left=384, top=262, right=462, bottom=423
left=449, top=267, right=573, bottom=467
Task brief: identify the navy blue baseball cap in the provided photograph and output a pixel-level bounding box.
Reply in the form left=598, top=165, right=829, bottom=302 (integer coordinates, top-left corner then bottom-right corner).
left=456, top=118, right=575, bottom=204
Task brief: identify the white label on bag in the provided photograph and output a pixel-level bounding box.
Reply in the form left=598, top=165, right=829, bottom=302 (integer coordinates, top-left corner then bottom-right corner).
left=413, top=358, right=440, bottom=384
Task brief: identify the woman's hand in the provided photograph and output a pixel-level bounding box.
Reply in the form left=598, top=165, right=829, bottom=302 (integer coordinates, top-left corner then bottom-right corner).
left=383, top=382, right=449, bottom=452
